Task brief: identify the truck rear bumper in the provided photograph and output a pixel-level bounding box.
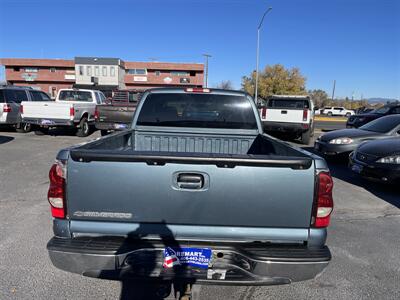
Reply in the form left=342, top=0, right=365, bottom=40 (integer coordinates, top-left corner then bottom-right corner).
left=23, top=117, right=74, bottom=127
left=47, top=237, right=330, bottom=285
left=262, top=121, right=310, bottom=134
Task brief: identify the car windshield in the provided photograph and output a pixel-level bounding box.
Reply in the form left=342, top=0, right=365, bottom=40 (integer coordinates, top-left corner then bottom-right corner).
left=372, top=106, right=391, bottom=114
left=58, top=91, right=92, bottom=102
left=137, top=92, right=258, bottom=129
left=359, top=116, right=400, bottom=133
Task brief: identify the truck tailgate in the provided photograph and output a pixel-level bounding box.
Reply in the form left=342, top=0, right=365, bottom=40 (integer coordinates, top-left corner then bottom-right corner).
left=66, top=158, right=315, bottom=229
left=264, top=108, right=305, bottom=123
left=22, top=101, right=71, bottom=119
left=98, top=105, right=136, bottom=124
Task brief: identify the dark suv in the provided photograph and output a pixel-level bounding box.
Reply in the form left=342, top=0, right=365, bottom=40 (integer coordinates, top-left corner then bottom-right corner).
left=0, top=85, right=52, bottom=132
left=347, top=103, right=400, bottom=128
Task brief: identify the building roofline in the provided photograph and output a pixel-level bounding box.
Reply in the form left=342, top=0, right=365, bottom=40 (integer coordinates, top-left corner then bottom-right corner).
left=0, top=58, right=74, bottom=67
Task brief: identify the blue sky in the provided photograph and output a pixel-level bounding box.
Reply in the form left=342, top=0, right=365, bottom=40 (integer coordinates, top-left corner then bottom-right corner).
left=0, top=0, right=399, bottom=99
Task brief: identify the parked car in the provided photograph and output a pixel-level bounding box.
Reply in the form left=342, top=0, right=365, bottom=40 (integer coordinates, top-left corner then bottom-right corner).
left=95, top=90, right=141, bottom=136
left=21, top=89, right=106, bottom=137
left=0, top=85, right=52, bottom=133
left=259, top=95, right=314, bottom=144
left=349, top=137, right=400, bottom=184
left=314, top=114, right=400, bottom=157
left=347, top=103, right=400, bottom=128
left=46, top=88, right=333, bottom=286
left=322, top=107, right=355, bottom=117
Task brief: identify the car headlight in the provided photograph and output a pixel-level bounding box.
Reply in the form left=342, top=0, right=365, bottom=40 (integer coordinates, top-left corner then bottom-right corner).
left=376, top=155, right=400, bottom=164
left=329, top=138, right=353, bottom=144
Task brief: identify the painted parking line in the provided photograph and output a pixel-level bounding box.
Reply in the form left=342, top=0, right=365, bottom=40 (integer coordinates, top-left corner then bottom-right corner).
left=315, top=116, right=347, bottom=122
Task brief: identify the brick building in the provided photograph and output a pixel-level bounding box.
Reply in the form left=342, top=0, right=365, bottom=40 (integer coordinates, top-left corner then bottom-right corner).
left=0, top=57, right=204, bottom=98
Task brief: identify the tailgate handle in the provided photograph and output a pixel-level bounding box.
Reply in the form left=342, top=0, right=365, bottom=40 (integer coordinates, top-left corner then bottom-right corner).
left=281, top=110, right=287, bottom=114
left=176, top=173, right=204, bottom=190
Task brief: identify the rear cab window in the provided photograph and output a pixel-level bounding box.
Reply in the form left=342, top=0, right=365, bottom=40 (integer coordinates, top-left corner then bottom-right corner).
left=137, top=92, right=257, bottom=129
left=267, top=98, right=310, bottom=109
left=58, top=91, right=93, bottom=102
left=29, top=91, right=51, bottom=101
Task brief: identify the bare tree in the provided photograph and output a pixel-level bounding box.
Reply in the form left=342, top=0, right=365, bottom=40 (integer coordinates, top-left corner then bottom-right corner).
left=215, top=80, right=234, bottom=90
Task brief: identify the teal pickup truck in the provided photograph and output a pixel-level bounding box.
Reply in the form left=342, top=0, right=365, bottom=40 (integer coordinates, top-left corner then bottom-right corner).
left=46, top=88, right=333, bottom=289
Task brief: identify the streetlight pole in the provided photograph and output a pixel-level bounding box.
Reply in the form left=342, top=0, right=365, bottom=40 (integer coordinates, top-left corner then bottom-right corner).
left=255, top=7, right=272, bottom=104
left=203, top=54, right=212, bottom=88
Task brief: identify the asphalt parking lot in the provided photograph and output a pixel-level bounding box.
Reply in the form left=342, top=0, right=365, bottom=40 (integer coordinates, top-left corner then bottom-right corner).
left=0, top=123, right=399, bottom=300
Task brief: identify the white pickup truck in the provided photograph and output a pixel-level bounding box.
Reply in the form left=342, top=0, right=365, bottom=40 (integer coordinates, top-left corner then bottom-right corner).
left=21, top=89, right=106, bottom=136
left=259, top=95, right=315, bottom=144
left=322, top=107, right=355, bottom=117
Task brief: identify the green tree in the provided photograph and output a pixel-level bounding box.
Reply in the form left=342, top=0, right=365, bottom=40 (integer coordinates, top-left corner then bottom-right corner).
left=308, top=89, right=329, bottom=108
left=242, top=64, right=307, bottom=99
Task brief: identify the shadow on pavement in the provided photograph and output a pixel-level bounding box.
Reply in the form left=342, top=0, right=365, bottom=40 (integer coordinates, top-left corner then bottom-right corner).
left=303, top=146, right=400, bottom=209
left=0, top=135, right=14, bottom=144
left=99, top=221, right=196, bottom=300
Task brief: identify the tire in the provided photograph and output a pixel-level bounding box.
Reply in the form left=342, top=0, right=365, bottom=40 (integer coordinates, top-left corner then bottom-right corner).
left=34, top=128, right=49, bottom=135
left=76, top=117, right=90, bottom=137
left=16, top=122, right=32, bottom=133
left=345, top=112, right=351, bottom=117
left=100, top=130, right=109, bottom=136
left=310, top=122, right=315, bottom=137
left=327, top=112, right=333, bottom=116
left=301, top=130, right=311, bottom=145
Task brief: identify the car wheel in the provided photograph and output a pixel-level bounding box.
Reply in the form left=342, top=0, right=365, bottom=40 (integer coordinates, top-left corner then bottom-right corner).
left=327, top=112, right=333, bottom=116
left=16, top=122, right=32, bottom=133
left=345, top=112, right=351, bottom=117
left=76, top=117, right=90, bottom=137
left=301, top=130, right=311, bottom=145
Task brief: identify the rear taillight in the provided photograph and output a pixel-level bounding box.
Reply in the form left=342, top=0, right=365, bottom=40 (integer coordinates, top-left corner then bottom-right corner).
left=69, top=106, right=75, bottom=119
left=303, top=109, right=308, bottom=121
left=94, top=106, right=99, bottom=120
left=48, top=161, right=66, bottom=219
left=185, top=88, right=210, bottom=93
left=261, top=108, right=267, bottom=119
left=3, top=104, right=11, bottom=113
left=19, top=104, right=23, bottom=114
left=313, top=171, right=334, bottom=228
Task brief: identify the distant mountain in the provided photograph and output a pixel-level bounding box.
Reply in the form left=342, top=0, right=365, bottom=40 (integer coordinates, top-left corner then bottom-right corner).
left=367, top=98, right=399, bottom=104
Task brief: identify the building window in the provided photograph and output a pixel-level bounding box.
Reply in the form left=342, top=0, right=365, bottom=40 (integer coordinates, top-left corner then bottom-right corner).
left=102, top=66, right=107, bottom=76
left=13, top=67, right=20, bottom=72
left=171, top=71, right=190, bottom=76
left=127, top=68, right=147, bottom=75
left=50, top=67, right=56, bottom=73
left=155, top=71, right=161, bottom=76
left=79, top=66, right=84, bottom=75
left=190, top=71, right=196, bottom=76
left=87, top=66, right=92, bottom=76
left=94, top=66, right=99, bottom=76
left=110, top=66, right=115, bottom=77
left=25, top=67, right=38, bottom=73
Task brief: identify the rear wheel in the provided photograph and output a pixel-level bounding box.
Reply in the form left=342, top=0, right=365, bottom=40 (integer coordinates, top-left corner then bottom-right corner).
left=16, top=122, right=32, bottom=133
left=327, top=112, right=333, bottom=116
left=76, top=117, right=90, bottom=137
left=345, top=112, right=351, bottom=117
left=301, top=130, right=311, bottom=145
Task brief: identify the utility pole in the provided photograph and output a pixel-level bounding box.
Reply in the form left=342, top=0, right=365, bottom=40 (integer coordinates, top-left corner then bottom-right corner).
left=331, top=80, right=336, bottom=101
left=202, top=54, right=211, bottom=88
left=255, top=7, right=273, bottom=104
